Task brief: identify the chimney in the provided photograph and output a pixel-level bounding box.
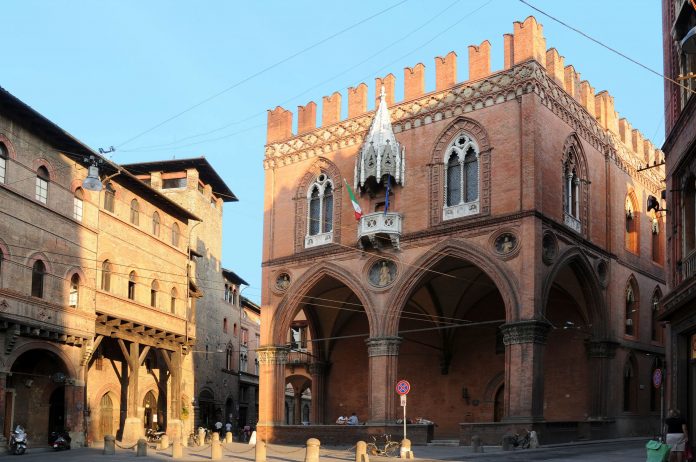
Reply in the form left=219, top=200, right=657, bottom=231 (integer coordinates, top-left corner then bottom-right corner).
left=404, top=63, right=425, bottom=100
left=322, top=92, right=342, bottom=127
left=297, top=101, right=317, bottom=134
left=435, top=51, right=457, bottom=91
left=468, top=41, right=491, bottom=81
left=266, top=106, right=292, bottom=143
left=348, top=83, right=368, bottom=118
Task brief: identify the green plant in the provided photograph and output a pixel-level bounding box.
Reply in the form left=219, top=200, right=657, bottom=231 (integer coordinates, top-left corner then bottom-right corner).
left=181, top=406, right=189, bottom=420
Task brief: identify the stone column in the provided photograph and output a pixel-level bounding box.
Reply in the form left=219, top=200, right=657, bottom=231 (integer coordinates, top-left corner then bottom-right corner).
left=308, top=362, right=327, bottom=424
left=500, top=320, right=551, bottom=421
left=257, top=346, right=288, bottom=425
left=0, top=371, right=7, bottom=446
left=586, top=340, right=619, bottom=419
left=293, top=391, right=302, bottom=425
left=167, top=349, right=184, bottom=441
left=366, top=337, right=401, bottom=423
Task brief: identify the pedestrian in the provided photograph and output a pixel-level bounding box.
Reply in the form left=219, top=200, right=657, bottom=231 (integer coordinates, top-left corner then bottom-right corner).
left=214, top=420, right=223, bottom=435
left=347, top=412, right=359, bottom=425
left=665, top=409, right=689, bottom=462
left=225, top=421, right=232, bottom=437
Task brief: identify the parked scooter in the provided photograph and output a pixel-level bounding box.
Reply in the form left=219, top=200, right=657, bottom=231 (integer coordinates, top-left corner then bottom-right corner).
left=9, top=425, right=28, bottom=455
left=145, top=428, right=165, bottom=443
left=48, top=430, right=71, bottom=451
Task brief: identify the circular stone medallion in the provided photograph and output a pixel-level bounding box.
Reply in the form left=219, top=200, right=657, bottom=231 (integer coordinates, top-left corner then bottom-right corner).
left=368, top=259, right=397, bottom=288
left=275, top=272, right=291, bottom=292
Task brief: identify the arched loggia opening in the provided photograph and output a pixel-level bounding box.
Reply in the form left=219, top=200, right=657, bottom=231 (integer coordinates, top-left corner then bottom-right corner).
left=273, top=268, right=374, bottom=426
left=395, top=254, right=508, bottom=438
left=542, top=252, right=607, bottom=421
left=8, top=349, right=71, bottom=446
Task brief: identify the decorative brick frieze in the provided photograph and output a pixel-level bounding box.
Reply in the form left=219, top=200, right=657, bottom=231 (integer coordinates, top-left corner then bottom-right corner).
left=500, top=320, right=552, bottom=345
left=365, top=337, right=402, bottom=357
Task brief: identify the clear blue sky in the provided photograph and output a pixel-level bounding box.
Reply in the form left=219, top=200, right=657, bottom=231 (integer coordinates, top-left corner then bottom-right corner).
left=1, top=1, right=664, bottom=303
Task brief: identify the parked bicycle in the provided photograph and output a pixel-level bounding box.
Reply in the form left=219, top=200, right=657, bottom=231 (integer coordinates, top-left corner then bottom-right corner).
left=366, top=434, right=400, bottom=457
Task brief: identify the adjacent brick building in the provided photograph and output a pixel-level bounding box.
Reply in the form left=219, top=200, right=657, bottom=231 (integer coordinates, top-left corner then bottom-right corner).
left=0, top=87, right=200, bottom=447
left=259, top=16, right=667, bottom=444
left=660, top=0, right=696, bottom=442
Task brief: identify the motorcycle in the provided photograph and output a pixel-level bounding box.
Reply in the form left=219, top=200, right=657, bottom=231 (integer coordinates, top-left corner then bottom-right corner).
left=48, top=430, right=71, bottom=451
left=146, top=428, right=165, bottom=443
left=9, top=425, right=27, bottom=455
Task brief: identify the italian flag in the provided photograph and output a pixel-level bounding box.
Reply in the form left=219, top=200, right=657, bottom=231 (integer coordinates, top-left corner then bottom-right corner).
left=344, top=179, right=362, bottom=221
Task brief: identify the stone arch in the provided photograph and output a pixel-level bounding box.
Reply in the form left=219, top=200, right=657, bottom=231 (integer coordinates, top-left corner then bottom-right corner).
left=482, top=371, right=505, bottom=403
left=386, top=238, right=520, bottom=335
left=293, top=157, right=343, bottom=252
left=0, top=133, right=17, bottom=160
left=25, top=251, right=54, bottom=275
left=32, top=157, right=57, bottom=179
left=7, top=340, right=78, bottom=379
left=271, top=262, right=376, bottom=345
left=625, top=188, right=640, bottom=254
left=624, top=274, right=640, bottom=338
left=428, top=117, right=493, bottom=225
left=541, top=246, right=608, bottom=338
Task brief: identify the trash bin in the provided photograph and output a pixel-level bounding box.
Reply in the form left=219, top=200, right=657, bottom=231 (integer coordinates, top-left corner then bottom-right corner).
left=646, top=440, right=671, bottom=462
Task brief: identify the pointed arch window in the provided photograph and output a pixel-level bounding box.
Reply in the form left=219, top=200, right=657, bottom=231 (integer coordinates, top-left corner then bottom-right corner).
left=73, top=188, right=84, bottom=222
left=150, top=280, right=159, bottom=308
left=305, top=173, right=334, bottom=248
left=104, top=182, right=115, bottom=213
left=562, top=144, right=586, bottom=234
left=130, top=199, right=140, bottom=225
left=443, top=133, right=479, bottom=220
left=101, top=260, right=112, bottom=292
left=35, top=166, right=49, bottom=204
left=651, top=291, right=663, bottom=343
left=171, top=222, right=180, bottom=248
left=31, top=260, right=46, bottom=298
left=152, top=212, right=161, bottom=237
left=69, top=273, right=80, bottom=307
left=625, top=281, right=639, bottom=337
left=625, top=193, right=639, bottom=254
left=0, top=142, right=8, bottom=184
left=128, top=271, right=136, bottom=300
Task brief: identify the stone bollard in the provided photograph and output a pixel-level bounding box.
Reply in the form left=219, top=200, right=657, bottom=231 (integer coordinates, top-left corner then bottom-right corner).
left=400, top=438, right=414, bottom=459
left=355, top=441, right=369, bottom=462
left=172, top=437, right=183, bottom=459
left=211, top=433, right=222, bottom=460
left=529, top=430, right=539, bottom=449
left=160, top=434, right=169, bottom=450
left=305, top=438, right=321, bottom=462
left=225, top=431, right=233, bottom=444
left=471, top=435, right=483, bottom=453
left=198, top=427, right=206, bottom=447
left=103, top=435, right=115, bottom=455
left=256, top=439, right=267, bottom=462
left=501, top=434, right=515, bottom=451
left=136, top=438, right=148, bottom=456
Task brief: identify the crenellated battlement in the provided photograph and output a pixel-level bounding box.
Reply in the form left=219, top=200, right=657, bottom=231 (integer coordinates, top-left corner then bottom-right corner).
left=266, top=15, right=662, bottom=171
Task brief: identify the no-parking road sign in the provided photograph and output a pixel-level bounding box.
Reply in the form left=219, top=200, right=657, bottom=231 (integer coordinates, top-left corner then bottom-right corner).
left=396, top=379, right=411, bottom=395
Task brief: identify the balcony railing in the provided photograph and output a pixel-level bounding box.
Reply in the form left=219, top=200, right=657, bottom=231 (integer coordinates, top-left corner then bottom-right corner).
left=358, top=212, right=402, bottom=250
left=684, top=250, right=696, bottom=280
left=305, top=231, right=333, bottom=249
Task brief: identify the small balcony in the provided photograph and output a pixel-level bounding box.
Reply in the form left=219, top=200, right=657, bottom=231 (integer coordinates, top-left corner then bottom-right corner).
left=358, top=212, right=402, bottom=250
left=683, top=250, right=696, bottom=280
left=564, top=213, right=582, bottom=234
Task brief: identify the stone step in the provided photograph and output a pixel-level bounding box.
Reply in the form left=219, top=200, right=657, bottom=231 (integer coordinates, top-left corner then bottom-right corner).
left=427, top=439, right=460, bottom=446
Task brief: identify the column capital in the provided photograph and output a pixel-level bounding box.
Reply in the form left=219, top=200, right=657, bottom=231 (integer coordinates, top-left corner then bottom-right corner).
left=365, top=337, right=402, bottom=357
left=308, top=361, right=328, bottom=376
left=257, top=346, right=289, bottom=365
left=500, top=320, right=552, bottom=346
left=585, top=340, right=620, bottom=358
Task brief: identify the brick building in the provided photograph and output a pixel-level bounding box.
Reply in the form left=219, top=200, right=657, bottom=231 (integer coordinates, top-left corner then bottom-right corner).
left=0, top=86, right=201, bottom=447
left=259, top=17, right=667, bottom=445
left=660, top=0, right=696, bottom=441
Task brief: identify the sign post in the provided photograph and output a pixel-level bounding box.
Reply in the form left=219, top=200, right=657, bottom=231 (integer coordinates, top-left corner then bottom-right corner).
left=653, top=368, right=664, bottom=440
left=396, top=380, right=411, bottom=441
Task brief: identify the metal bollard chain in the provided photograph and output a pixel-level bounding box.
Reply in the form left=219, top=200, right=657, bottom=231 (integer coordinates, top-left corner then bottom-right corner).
left=266, top=444, right=307, bottom=454
left=114, top=441, right=139, bottom=450
left=187, top=443, right=213, bottom=453
left=222, top=443, right=257, bottom=454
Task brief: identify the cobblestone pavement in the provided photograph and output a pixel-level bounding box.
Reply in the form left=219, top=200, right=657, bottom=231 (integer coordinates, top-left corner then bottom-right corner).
left=10, top=439, right=646, bottom=461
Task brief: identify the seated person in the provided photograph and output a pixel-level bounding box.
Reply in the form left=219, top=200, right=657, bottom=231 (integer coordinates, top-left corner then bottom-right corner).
left=336, top=415, right=347, bottom=425
left=347, top=413, right=359, bottom=425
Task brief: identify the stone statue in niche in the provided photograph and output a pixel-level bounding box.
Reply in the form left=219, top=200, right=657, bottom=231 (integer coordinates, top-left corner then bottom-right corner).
left=369, top=260, right=397, bottom=288
left=494, top=233, right=517, bottom=254
left=542, top=232, right=557, bottom=264
left=275, top=273, right=291, bottom=291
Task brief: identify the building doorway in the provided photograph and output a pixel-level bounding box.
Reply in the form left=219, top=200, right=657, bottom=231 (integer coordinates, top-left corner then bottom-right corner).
left=48, top=386, right=66, bottom=433
left=99, top=393, right=114, bottom=439
left=493, top=385, right=504, bottom=422
left=143, top=391, right=157, bottom=430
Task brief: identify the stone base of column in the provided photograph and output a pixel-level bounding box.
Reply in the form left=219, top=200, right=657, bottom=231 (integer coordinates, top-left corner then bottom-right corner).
left=167, top=419, right=183, bottom=443
left=68, top=431, right=85, bottom=448
left=122, top=417, right=144, bottom=444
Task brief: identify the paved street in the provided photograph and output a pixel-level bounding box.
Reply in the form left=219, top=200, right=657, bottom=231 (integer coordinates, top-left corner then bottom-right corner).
left=9, top=439, right=647, bottom=461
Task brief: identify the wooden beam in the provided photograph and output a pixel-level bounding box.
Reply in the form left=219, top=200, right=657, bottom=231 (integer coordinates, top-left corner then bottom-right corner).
left=138, top=346, right=151, bottom=366
left=159, top=350, right=172, bottom=370
left=106, top=319, right=122, bottom=327
left=117, top=338, right=132, bottom=370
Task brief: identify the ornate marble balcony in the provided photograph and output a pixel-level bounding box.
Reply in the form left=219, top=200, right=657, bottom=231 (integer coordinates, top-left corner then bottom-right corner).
left=358, top=212, right=402, bottom=250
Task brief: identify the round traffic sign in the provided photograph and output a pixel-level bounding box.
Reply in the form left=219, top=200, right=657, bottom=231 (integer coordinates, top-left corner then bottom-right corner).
left=396, top=379, right=411, bottom=395
left=652, top=368, right=663, bottom=388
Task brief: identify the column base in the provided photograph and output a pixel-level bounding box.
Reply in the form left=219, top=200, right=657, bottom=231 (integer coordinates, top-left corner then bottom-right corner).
left=167, top=419, right=183, bottom=442
left=122, top=417, right=144, bottom=444
left=68, top=431, right=85, bottom=448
